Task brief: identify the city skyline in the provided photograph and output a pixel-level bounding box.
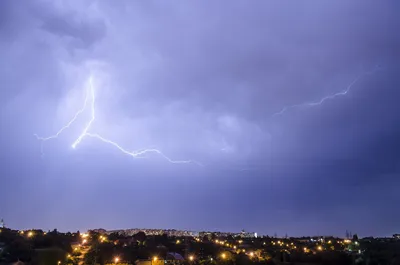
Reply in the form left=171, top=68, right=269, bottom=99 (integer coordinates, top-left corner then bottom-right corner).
left=0, top=221, right=394, bottom=239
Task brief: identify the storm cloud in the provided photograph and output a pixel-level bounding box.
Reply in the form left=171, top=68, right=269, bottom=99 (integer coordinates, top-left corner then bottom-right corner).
left=0, top=0, right=399, bottom=237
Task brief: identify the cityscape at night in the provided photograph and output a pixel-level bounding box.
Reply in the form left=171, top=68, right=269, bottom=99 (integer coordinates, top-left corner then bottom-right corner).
left=1, top=221, right=400, bottom=265
left=1, top=0, right=400, bottom=264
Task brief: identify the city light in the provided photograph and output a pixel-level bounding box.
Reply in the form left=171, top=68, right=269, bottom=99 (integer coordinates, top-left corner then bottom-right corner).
left=0, top=225, right=395, bottom=265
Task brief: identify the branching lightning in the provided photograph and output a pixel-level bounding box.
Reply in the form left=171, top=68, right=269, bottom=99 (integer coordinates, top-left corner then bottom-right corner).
left=272, top=65, right=382, bottom=117
left=35, top=76, right=201, bottom=166
left=34, top=84, right=91, bottom=155
left=71, top=76, right=96, bottom=149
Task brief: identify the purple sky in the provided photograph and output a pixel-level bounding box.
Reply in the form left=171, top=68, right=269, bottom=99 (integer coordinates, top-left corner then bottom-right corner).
left=1, top=1, right=400, bottom=237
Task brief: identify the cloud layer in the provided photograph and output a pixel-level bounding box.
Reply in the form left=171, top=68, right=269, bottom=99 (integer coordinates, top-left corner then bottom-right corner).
left=0, top=0, right=399, bottom=237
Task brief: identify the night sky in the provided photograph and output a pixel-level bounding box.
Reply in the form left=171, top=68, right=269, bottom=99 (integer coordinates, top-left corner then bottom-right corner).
left=1, top=1, right=399, bottom=237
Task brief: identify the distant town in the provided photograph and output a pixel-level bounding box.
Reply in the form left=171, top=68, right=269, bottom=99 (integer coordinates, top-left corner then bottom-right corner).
left=91, top=228, right=258, bottom=239
left=0, top=220, right=399, bottom=265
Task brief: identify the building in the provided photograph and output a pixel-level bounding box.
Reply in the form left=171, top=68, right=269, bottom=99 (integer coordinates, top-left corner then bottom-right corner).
left=394, top=234, right=400, bottom=239
left=166, top=252, right=185, bottom=265
left=135, top=260, right=165, bottom=265
left=135, top=254, right=184, bottom=265
left=240, top=230, right=257, bottom=238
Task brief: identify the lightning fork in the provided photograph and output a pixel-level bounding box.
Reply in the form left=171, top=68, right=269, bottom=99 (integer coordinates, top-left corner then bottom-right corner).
left=39, top=76, right=201, bottom=166
left=34, top=81, right=91, bottom=154
left=85, top=133, right=203, bottom=166
left=272, top=65, right=382, bottom=117
left=71, top=76, right=95, bottom=149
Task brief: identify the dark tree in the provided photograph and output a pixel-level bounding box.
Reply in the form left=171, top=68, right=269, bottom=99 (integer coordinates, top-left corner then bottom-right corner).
left=134, top=232, right=147, bottom=245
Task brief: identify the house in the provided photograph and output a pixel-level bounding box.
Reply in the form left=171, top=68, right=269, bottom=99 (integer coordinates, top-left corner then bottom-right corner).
left=135, top=253, right=184, bottom=265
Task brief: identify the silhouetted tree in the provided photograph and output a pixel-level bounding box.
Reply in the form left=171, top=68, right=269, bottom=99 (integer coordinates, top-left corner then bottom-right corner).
left=134, top=232, right=146, bottom=245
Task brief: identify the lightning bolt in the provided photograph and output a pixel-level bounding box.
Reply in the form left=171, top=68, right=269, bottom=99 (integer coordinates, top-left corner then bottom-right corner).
left=34, top=83, right=91, bottom=155
left=272, top=65, right=382, bottom=117
left=35, top=76, right=201, bottom=166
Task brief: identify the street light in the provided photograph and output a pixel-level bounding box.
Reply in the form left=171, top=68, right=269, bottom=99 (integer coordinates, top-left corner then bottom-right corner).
left=114, top=257, right=120, bottom=264
left=189, top=255, right=194, bottom=261
left=221, top=253, right=226, bottom=259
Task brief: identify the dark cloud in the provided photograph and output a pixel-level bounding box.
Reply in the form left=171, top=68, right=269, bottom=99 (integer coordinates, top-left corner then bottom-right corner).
left=0, top=0, right=399, bottom=236
left=39, top=9, right=106, bottom=50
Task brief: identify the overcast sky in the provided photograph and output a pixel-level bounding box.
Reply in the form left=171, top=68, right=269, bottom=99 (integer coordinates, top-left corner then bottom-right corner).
left=1, top=0, right=399, bottom=237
